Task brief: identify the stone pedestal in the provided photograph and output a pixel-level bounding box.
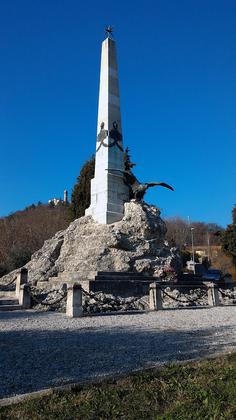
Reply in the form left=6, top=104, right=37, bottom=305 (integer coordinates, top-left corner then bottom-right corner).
left=149, top=282, right=163, bottom=310
left=66, top=284, right=83, bottom=317
left=16, top=268, right=28, bottom=299
left=86, top=37, right=129, bottom=224
left=19, top=284, right=31, bottom=309
left=205, top=282, right=220, bottom=306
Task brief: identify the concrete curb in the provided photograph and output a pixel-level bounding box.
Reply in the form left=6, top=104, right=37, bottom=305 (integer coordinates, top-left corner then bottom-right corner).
left=0, top=383, right=77, bottom=407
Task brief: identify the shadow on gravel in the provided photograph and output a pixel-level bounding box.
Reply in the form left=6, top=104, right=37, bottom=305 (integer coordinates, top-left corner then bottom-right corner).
left=0, top=306, right=211, bottom=321
left=0, top=311, right=54, bottom=320
left=1, top=319, right=236, bottom=399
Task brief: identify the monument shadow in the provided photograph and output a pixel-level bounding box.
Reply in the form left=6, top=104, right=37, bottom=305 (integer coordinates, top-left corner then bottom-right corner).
left=0, top=313, right=235, bottom=399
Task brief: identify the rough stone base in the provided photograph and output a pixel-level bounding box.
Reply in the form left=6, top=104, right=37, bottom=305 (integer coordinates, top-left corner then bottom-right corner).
left=1, top=201, right=182, bottom=287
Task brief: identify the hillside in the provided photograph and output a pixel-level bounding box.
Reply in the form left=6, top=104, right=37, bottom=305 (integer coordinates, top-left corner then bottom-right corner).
left=165, top=217, right=223, bottom=248
left=0, top=203, right=70, bottom=277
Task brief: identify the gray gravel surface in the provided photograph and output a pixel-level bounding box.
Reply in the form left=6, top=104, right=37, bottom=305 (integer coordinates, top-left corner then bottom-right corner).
left=1, top=306, right=236, bottom=399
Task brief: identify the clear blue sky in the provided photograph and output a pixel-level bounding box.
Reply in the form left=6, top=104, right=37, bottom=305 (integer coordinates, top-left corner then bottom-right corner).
left=0, top=0, right=235, bottom=226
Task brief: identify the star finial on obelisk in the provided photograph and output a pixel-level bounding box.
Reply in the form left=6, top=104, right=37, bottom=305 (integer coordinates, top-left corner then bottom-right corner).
left=105, top=25, right=114, bottom=39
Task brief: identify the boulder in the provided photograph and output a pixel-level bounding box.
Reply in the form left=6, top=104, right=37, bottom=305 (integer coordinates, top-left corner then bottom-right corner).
left=1, top=201, right=182, bottom=286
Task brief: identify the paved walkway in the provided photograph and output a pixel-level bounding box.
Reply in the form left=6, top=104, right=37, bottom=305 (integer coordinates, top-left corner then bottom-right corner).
left=1, top=306, right=236, bottom=399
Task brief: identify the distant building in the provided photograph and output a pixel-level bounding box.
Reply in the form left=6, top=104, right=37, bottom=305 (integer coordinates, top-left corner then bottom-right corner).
left=48, top=189, right=69, bottom=206
left=186, top=261, right=206, bottom=275
left=48, top=198, right=61, bottom=206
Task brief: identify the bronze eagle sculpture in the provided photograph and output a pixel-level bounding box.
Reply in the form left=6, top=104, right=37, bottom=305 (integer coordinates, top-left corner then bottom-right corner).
left=107, top=148, right=174, bottom=201
left=108, top=169, right=173, bottom=201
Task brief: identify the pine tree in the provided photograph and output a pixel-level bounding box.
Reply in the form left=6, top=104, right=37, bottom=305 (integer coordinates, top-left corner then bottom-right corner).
left=232, top=205, right=236, bottom=224
left=69, top=156, right=95, bottom=220
left=221, top=204, right=236, bottom=266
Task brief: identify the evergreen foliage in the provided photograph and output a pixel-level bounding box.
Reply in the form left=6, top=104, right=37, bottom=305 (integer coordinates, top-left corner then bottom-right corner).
left=221, top=204, right=236, bottom=265
left=69, top=156, right=95, bottom=221
left=232, top=205, right=236, bottom=224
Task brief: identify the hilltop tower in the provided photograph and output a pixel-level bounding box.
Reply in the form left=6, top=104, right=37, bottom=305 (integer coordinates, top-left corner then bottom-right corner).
left=63, top=189, right=68, bottom=204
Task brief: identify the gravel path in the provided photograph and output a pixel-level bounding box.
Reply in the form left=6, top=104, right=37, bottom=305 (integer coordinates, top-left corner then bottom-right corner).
left=1, top=306, right=236, bottom=399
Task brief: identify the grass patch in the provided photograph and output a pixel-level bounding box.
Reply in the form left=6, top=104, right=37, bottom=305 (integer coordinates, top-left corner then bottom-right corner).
left=1, top=354, right=236, bottom=419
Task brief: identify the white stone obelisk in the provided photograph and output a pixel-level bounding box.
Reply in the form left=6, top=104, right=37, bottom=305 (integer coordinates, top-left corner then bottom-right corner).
left=86, top=35, right=129, bottom=224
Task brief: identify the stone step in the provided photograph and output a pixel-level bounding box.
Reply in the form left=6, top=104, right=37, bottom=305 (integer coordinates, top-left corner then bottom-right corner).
left=0, top=304, right=23, bottom=311
left=0, top=298, right=19, bottom=305
left=49, top=274, right=80, bottom=282
left=47, top=271, right=152, bottom=284
left=94, top=275, right=155, bottom=282
left=48, top=271, right=97, bottom=282
left=37, top=279, right=90, bottom=290
left=37, top=280, right=74, bottom=289
left=0, top=291, right=15, bottom=298
left=97, top=271, right=148, bottom=277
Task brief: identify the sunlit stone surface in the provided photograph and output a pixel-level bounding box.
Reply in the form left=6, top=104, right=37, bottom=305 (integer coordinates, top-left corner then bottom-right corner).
left=86, top=37, right=129, bottom=224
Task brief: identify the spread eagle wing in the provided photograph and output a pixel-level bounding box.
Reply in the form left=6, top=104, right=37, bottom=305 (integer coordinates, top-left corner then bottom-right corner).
left=148, top=182, right=174, bottom=191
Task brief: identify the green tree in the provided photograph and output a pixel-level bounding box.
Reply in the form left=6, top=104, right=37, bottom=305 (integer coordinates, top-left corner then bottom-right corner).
left=221, top=204, right=236, bottom=266
left=69, top=156, right=95, bottom=221
left=232, top=205, right=236, bottom=224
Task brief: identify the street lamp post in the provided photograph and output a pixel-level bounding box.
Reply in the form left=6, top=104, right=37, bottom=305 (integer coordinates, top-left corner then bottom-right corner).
left=190, top=227, right=195, bottom=275
left=207, top=231, right=210, bottom=261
